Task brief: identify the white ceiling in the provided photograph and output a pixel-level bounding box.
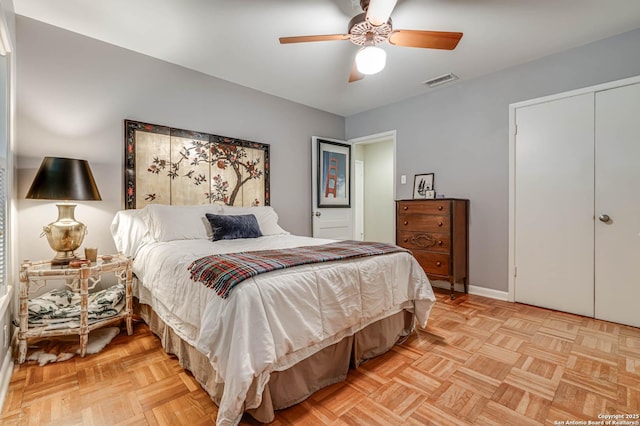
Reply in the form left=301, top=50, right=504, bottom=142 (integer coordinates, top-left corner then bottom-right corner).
left=13, top=0, right=640, bottom=117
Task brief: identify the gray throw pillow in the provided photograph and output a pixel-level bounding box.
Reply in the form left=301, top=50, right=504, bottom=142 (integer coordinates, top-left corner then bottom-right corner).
left=205, top=213, right=263, bottom=241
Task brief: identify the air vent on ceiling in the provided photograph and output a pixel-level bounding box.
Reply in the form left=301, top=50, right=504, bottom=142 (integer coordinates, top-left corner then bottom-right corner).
left=423, top=73, right=458, bottom=88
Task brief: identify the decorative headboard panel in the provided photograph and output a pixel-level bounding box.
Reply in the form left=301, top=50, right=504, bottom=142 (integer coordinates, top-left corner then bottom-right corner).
left=124, top=120, right=270, bottom=209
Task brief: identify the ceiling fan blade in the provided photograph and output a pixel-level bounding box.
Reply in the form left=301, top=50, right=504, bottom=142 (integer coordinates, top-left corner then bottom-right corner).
left=365, top=0, right=398, bottom=27
left=388, top=30, right=463, bottom=50
left=349, top=60, right=365, bottom=83
left=279, top=34, right=351, bottom=44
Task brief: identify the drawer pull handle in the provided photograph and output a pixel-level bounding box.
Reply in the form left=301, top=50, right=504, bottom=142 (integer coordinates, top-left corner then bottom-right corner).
left=436, top=261, right=442, bottom=267
left=403, top=206, right=408, bottom=210
left=438, top=222, right=443, bottom=227
left=438, top=206, right=443, bottom=210
left=403, top=221, right=408, bottom=225
left=438, top=240, right=443, bottom=245
left=403, top=238, right=408, bottom=243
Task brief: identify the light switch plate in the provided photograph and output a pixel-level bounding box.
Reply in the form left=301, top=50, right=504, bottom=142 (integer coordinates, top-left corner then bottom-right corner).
left=401, top=175, right=406, bottom=184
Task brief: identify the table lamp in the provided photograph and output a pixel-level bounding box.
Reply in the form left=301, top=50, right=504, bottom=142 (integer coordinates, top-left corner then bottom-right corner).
left=26, top=157, right=102, bottom=265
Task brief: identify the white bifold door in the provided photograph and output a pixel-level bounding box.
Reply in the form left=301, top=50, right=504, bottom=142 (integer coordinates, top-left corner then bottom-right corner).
left=512, top=80, right=640, bottom=328
left=593, top=83, right=640, bottom=327
left=514, top=93, right=595, bottom=317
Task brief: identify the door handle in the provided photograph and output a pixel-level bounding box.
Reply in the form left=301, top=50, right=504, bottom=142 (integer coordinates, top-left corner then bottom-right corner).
left=314, top=211, right=321, bottom=217
left=598, top=214, right=610, bottom=223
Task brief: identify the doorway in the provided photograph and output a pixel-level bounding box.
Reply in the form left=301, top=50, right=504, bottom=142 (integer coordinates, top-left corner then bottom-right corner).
left=350, top=131, right=396, bottom=244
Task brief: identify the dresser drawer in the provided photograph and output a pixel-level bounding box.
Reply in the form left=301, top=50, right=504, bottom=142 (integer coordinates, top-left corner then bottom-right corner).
left=397, top=201, right=450, bottom=215
left=397, top=231, right=450, bottom=253
left=411, top=251, right=450, bottom=276
left=397, top=214, right=450, bottom=232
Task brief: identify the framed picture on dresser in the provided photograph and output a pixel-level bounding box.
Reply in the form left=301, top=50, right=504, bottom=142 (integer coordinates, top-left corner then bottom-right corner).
left=413, top=173, right=434, bottom=199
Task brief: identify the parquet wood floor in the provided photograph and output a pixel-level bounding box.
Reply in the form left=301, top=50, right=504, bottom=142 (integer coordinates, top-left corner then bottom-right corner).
left=2, top=288, right=640, bottom=425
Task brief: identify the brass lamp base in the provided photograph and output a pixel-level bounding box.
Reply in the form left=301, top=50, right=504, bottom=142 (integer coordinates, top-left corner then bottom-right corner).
left=42, top=203, right=87, bottom=266
left=51, top=251, right=80, bottom=266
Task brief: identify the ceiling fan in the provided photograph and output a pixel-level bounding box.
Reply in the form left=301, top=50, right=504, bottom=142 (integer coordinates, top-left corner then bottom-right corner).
left=279, top=0, right=463, bottom=83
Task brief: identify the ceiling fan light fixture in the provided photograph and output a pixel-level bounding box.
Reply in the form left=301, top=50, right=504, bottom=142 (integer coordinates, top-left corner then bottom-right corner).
left=355, top=45, right=386, bottom=75
left=364, top=0, right=398, bottom=26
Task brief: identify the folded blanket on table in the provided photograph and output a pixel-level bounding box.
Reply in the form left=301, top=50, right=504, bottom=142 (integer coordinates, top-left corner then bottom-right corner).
left=28, top=283, right=126, bottom=329
left=188, top=240, right=409, bottom=298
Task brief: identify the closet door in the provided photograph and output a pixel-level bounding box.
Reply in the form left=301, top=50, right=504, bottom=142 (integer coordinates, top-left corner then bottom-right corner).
left=514, top=93, right=595, bottom=316
left=594, top=82, right=640, bottom=327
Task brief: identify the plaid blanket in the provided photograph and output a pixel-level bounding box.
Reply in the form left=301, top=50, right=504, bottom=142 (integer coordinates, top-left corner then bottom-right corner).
left=188, top=240, right=409, bottom=299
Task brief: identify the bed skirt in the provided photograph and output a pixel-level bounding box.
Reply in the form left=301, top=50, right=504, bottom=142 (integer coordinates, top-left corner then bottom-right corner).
left=137, top=301, right=414, bottom=423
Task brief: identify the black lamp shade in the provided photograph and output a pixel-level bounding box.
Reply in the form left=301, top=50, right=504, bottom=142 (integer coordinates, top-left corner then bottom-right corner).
left=26, top=157, right=102, bottom=201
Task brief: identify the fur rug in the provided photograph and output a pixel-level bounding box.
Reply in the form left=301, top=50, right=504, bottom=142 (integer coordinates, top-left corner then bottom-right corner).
left=26, top=327, right=121, bottom=366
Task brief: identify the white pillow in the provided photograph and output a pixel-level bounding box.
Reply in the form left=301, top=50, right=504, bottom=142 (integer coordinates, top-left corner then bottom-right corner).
left=110, top=208, right=154, bottom=258
left=218, top=206, right=289, bottom=236
left=145, top=204, right=222, bottom=242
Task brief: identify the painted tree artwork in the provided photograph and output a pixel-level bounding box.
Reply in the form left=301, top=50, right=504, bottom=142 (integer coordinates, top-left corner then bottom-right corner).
left=125, top=120, right=270, bottom=209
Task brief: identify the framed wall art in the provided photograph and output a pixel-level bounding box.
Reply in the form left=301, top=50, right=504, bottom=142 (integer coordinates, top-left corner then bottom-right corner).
left=413, top=173, right=434, bottom=199
left=124, top=120, right=270, bottom=209
left=317, top=139, right=350, bottom=208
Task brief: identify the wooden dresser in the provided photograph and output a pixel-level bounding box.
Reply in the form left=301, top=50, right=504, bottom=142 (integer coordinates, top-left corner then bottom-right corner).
left=396, top=199, right=469, bottom=299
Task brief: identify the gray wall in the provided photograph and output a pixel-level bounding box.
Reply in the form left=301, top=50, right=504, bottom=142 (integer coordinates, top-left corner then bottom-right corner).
left=16, top=17, right=344, bottom=263
left=346, top=28, right=640, bottom=292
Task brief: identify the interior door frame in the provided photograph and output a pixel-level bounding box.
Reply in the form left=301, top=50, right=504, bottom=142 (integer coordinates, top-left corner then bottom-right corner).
left=507, top=74, right=640, bottom=302
left=354, top=160, right=364, bottom=241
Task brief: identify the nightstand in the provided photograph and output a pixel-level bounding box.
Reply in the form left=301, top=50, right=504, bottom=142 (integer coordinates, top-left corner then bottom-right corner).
left=17, top=253, right=133, bottom=364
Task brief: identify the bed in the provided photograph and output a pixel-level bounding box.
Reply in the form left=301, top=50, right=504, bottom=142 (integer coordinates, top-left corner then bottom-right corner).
left=111, top=203, right=435, bottom=425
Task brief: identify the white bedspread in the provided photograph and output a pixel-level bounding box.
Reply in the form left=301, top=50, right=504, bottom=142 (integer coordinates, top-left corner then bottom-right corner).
left=133, top=235, right=435, bottom=425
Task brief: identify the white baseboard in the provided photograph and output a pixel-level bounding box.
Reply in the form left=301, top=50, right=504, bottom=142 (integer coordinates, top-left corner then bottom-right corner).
left=468, top=285, right=509, bottom=301
left=0, top=345, right=13, bottom=413
left=430, top=280, right=509, bottom=301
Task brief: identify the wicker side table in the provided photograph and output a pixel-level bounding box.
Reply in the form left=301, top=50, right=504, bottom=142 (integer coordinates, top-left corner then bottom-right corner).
left=17, top=253, right=133, bottom=364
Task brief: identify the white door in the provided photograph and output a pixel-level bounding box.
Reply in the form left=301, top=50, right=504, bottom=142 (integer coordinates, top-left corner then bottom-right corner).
left=311, top=136, right=353, bottom=239
left=514, top=93, right=595, bottom=317
left=594, top=82, right=640, bottom=327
